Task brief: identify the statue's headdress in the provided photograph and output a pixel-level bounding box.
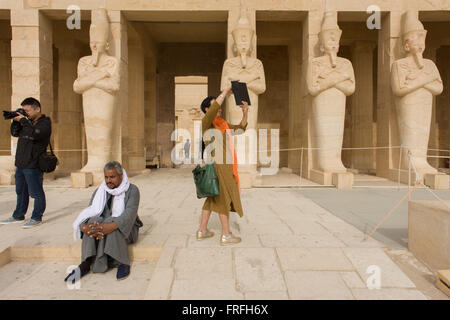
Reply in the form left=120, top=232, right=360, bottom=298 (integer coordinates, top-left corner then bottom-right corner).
left=232, top=7, right=254, bottom=39
left=320, top=11, right=342, bottom=37
left=90, top=8, right=110, bottom=43
left=402, top=10, right=426, bottom=40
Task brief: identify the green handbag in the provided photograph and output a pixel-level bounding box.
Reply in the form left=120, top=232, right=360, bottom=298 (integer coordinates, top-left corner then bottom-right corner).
left=192, top=163, right=220, bottom=199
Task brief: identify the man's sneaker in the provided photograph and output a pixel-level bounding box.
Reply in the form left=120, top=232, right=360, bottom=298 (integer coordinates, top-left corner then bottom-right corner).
left=220, top=233, right=241, bottom=245
left=22, top=219, right=42, bottom=229
left=0, top=217, right=24, bottom=225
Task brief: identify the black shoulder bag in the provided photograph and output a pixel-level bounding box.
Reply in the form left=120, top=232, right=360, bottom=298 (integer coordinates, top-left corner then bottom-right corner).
left=39, top=141, right=59, bottom=173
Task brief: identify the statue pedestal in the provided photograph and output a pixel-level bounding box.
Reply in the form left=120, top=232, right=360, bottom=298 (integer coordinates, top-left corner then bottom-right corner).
left=128, top=168, right=151, bottom=177
left=332, top=172, right=354, bottom=190
left=309, top=169, right=333, bottom=185
left=424, top=174, right=449, bottom=190
left=43, top=172, right=57, bottom=181
left=389, top=169, right=417, bottom=186
left=389, top=169, right=449, bottom=189
left=310, top=169, right=353, bottom=189
left=0, top=170, right=14, bottom=185
left=71, top=172, right=93, bottom=188
left=1, top=170, right=56, bottom=185
left=91, top=171, right=106, bottom=186
left=239, top=171, right=253, bottom=189
left=0, top=156, right=15, bottom=185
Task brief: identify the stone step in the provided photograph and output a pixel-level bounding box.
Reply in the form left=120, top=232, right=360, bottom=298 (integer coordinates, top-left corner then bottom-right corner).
left=0, top=245, right=162, bottom=265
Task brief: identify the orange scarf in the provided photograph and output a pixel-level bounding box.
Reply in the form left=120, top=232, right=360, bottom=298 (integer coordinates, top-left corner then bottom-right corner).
left=212, top=117, right=240, bottom=193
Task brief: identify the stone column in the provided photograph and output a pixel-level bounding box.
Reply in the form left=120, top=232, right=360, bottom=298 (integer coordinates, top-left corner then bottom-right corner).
left=156, top=72, right=175, bottom=168
left=144, top=54, right=157, bottom=164
left=0, top=21, right=12, bottom=184
left=10, top=9, right=53, bottom=121
left=108, top=10, right=128, bottom=174
left=351, top=41, right=376, bottom=172
left=127, top=23, right=145, bottom=174
left=2, top=9, right=54, bottom=184
left=54, top=40, right=83, bottom=174
left=126, top=22, right=157, bottom=168
left=288, top=34, right=302, bottom=174
left=301, top=8, right=323, bottom=181
left=0, top=27, right=11, bottom=157
left=436, top=47, right=450, bottom=171
left=423, top=45, right=440, bottom=170
left=376, top=12, right=402, bottom=180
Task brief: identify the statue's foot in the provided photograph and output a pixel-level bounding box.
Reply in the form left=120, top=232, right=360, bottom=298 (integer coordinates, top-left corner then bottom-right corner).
left=79, top=167, right=92, bottom=173
left=80, top=165, right=103, bottom=173
left=411, top=160, right=438, bottom=175
left=320, top=165, right=348, bottom=173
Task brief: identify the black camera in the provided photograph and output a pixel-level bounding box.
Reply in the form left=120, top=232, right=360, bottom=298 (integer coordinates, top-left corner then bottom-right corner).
left=3, top=108, right=28, bottom=120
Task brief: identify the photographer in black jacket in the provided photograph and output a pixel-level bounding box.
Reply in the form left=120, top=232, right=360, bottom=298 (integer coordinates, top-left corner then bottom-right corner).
left=0, top=97, right=51, bottom=228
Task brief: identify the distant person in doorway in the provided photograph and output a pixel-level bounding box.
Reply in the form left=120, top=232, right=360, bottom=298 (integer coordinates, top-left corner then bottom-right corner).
left=184, top=139, right=191, bottom=161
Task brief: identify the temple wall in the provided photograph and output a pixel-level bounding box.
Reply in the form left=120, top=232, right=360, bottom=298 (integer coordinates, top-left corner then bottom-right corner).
left=0, top=19, right=11, bottom=157
left=0, top=1, right=448, bottom=188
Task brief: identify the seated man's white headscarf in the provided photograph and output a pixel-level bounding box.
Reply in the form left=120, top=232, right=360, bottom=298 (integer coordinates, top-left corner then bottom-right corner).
left=72, top=169, right=130, bottom=240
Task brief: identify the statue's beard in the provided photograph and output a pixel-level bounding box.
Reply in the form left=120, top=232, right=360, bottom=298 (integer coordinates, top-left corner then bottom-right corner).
left=327, top=51, right=337, bottom=68
left=240, top=52, right=247, bottom=68
left=413, top=52, right=424, bottom=69
left=92, top=50, right=100, bottom=67
left=92, top=49, right=105, bottom=67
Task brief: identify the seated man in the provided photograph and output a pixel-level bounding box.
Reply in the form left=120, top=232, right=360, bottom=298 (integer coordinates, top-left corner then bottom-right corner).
left=65, top=161, right=143, bottom=282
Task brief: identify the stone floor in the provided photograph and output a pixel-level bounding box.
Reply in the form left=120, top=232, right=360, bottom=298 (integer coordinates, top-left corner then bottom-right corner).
left=299, top=187, right=450, bottom=249
left=0, top=167, right=448, bottom=300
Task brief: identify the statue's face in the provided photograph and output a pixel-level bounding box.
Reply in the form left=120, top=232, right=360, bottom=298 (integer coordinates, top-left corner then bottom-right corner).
left=404, top=31, right=426, bottom=55
left=90, top=40, right=107, bottom=55
left=320, top=29, right=341, bottom=54
left=233, top=29, right=253, bottom=56
left=89, top=23, right=109, bottom=57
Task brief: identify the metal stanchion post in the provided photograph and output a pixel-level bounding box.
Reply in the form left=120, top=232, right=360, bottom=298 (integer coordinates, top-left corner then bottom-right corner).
left=408, top=151, right=411, bottom=199
left=299, top=148, right=304, bottom=186
left=398, top=145, right=402, bottom=191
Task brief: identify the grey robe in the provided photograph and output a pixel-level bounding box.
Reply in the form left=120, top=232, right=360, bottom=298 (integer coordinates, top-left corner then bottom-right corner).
left=81, top=183, right=143, bottom=273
